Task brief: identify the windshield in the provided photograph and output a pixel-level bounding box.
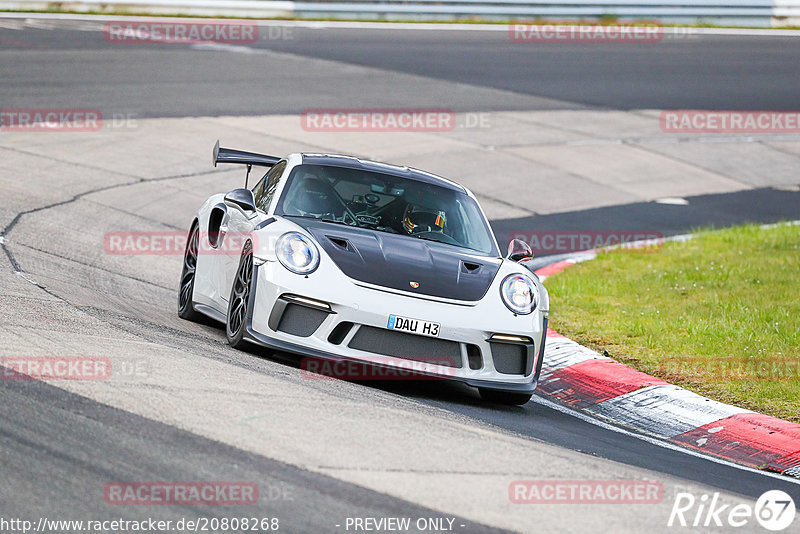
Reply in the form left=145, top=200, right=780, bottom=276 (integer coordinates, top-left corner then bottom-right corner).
left=276, top=164, right=497, bottom=255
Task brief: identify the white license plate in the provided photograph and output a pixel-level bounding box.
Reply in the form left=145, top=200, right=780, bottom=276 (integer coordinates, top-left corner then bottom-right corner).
left=387, top=314, right=440, bottom=337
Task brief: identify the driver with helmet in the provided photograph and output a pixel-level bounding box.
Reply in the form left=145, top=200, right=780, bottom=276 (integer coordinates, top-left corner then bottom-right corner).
left=402, top=204, right=447, bottom=235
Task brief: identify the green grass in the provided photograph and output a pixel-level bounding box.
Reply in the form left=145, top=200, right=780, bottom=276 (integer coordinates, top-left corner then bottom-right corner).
left=547, top=222, right=800, bottom=423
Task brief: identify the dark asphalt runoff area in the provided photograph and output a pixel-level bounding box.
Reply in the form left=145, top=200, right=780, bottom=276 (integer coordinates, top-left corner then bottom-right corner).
left=493, top=186, right=800, bottom=247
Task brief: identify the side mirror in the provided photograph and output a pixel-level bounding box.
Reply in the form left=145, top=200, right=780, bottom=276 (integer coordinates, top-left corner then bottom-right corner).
left=507, top=238, right=533, bottom=262
left=224, top=188, right=256, bottom=214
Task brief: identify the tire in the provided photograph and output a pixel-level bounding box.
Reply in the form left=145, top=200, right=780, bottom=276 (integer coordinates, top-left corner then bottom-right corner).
left=178, top=223, right=204, bottom=322
left=479, top=388, right=532, bottom=406
left=226, top=240, right=254, bottom=350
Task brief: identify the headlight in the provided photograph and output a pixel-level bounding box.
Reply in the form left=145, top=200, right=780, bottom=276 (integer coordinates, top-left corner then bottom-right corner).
left=500, top=274, right=537, bottom=315
left=276, top=232, right=319, bottom=274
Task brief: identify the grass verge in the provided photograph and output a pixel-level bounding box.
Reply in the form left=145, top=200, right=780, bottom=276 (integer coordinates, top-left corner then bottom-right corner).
left=546, top=222, right=800, bottom=423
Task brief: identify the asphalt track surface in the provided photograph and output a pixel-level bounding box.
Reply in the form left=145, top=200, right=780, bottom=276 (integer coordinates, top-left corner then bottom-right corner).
left=2, top=19, right=800, bottom=115
left=1, top=373, right=504, bottom=533
left=2, top=16, right=800, bottom=533
left=493, top=186, right=800, bottom=245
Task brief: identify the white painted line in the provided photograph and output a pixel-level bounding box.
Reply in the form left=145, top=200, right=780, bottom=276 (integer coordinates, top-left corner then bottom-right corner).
left=669, top=234, right=694, bottom=243
left=190, top=42, right=261, bottom=54
left=586, top=384, right=750, bottom=439
left=536, top=254, right=595, bottom=282
left=535, top=232, right=695, bottom=281
left=655, top=197, right=689, bottom=205
left=533, top=394, right=800, bottom=486
left=4, top=12, right=800, bottom=37
left=760, top=219, right=800, bottom=229
left=15, top=271, right=39, bottom=286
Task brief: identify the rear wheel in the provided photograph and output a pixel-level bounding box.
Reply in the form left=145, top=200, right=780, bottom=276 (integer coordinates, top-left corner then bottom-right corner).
left=479, top=388, right=532, bottom=406
left=178, top=223, right=203, bottom=322
left=226, top=241, right=253, bottom=350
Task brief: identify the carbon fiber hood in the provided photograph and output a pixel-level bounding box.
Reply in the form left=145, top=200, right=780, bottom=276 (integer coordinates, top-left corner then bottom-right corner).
left=293, top=218, right=502, bottom=301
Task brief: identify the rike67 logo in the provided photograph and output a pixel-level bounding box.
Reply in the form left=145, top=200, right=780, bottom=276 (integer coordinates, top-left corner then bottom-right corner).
left=669, top=490, right=796, bottom=531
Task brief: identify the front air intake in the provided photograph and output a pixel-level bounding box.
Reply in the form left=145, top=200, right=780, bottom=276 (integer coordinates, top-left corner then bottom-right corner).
left=348, top=326, right=463, bottom=368
left=489, top=341, right=533, bottom=375
left=276, top=303, right=329, bottom=337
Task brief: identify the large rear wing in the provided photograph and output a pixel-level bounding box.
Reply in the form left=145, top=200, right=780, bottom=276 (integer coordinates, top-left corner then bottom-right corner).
left=212, top=140, right=280, bottom=168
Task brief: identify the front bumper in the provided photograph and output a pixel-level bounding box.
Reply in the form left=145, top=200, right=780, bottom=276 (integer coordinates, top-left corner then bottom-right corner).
left=245, top=260, right=548, bottom=393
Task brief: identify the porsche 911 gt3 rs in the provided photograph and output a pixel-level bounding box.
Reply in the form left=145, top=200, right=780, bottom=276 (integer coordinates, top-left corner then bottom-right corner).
left=178, top=141, right=549, bottom=405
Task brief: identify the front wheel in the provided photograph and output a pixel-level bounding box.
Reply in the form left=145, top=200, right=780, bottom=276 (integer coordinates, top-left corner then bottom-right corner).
left=178, top=223, right=203, bottom=322
left=479, top=388, right=532, bottom=406
left=226, top=241, right=254, bottom=350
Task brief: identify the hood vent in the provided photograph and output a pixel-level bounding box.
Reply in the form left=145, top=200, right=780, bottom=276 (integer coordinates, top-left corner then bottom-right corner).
left=327, top=235, right=354, bottom=253
left=461, top=261, right=482, bottom=274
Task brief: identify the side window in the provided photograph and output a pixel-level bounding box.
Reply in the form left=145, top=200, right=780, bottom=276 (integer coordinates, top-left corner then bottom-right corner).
left=255, top=160, right=286, bottom=212
left=252, top=173, right=268, bottom=207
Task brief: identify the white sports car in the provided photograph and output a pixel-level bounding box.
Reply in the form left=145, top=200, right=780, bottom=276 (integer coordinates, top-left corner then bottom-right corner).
left=178, top=141, right=549, bottom=405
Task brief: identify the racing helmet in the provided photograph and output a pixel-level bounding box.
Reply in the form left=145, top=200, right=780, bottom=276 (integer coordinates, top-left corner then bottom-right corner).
left=402, top=204, right=447, bottom=235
